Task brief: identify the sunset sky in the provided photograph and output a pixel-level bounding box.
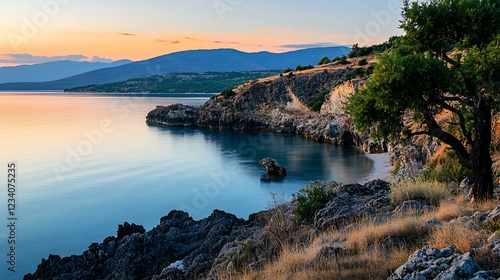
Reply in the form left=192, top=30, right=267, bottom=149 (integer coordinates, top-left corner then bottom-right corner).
left=0, top=0, right=403, bottom=66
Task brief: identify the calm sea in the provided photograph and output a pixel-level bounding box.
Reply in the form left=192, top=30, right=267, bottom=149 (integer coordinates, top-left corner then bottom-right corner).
left=0, top=92, right=373, bottom=278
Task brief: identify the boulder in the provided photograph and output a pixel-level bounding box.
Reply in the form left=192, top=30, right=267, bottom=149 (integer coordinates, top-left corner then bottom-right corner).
left=259, top=157, right=287, bottom=176
left=314, top=180, right=392, bottom=230
left=395, top=161, right=423, bottom=182
left=388, top=246, right=488, bottom=280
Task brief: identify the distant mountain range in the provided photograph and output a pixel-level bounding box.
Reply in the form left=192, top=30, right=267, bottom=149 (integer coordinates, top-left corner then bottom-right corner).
left=0, top=47, right=350, bottom=91
left=0, top=59, right=132, bottom=84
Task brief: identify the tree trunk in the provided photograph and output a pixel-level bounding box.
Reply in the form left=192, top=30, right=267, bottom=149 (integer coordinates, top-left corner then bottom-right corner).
left=471, top=98, right=494, bottom=201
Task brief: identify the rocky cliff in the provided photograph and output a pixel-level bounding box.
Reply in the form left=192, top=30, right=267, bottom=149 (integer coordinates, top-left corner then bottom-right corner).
left=147, top=66, right=384, bottom=152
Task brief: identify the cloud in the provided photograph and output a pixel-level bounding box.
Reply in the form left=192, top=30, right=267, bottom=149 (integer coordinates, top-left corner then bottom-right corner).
left=165, top=37, right=240, bottom=45
left=89, top=56, right=113, bottom=63
left=118, top=32, right=136, bottom=36
left=156, top=39, right=180, bottom=44
left=279, top=42, right=341, bottom=49
left=0, top=54, right=115, bottom=65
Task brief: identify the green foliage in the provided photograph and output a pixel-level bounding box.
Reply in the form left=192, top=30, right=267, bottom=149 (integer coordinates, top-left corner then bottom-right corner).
left=307, top=89, right=330, bottom=112
left=221, top=88, right=237, bottom=98
left=345, top=50, right=453, bottom=140
left=67, top=71, right=280, bottom=93
left=358, top=58, right=368, bottom=66
left=283, top=68, right=293, bottom=73
left=348, top=37, right=399, bottom=58
left=225, top=239, right=257, bottom=269
left=392, top=161, right=402, bottom=176
left=287, top=72, right=294, bottom=78
left=422, top=151, right=473, bottom=183
left=389, top=180, right=449, bottom=207
left=317, top=56, right=331, bottom=65
left=296, top=64, right=314, bottom=71
left=337, top=55, right=349, bottom=65
left=294, top=181, right=338, bottom=223
left=344, top=67, right=368, bottom=80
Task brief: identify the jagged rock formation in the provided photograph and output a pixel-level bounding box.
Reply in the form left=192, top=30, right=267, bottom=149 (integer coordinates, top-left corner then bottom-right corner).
left=388, top=246, right=487, bottom=280
left=24, top=210, right=265, bottom=280
left=259, top=157, right=287, bottom=176
left=314, top=179, right=393, bottom=229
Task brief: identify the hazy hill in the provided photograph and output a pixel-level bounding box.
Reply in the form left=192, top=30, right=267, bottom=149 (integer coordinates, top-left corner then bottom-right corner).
left=0, top=59, right=132, bottom=84
left=0, top=47, right=350, bottom=91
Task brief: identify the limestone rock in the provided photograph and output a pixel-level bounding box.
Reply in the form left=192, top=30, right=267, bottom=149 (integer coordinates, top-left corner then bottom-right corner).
left=314, top=180, right=392, bottom=229
left=395, top=161, right=423, bottom=182
left=146, top=104, right=200, bottom=127
left=388, top=246, right=487, bottom=280
left=259, top=157, right=287, bottom=176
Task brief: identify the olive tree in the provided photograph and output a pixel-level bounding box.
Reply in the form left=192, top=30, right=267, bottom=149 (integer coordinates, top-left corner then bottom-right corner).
left=346, top=0, right=499, bottom=200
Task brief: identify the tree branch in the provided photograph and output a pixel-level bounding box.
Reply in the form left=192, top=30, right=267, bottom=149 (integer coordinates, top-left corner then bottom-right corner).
left=406, top=131, right=430, bottom=139
left=421, top=109, right=472, bottom=169
left=435, top=99, right=473, bottom=144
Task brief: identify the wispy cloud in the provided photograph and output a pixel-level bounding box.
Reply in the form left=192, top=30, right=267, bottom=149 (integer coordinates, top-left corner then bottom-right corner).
left=0, top=54, right=114, bottom=65
left=117, top=32, right=136, bottom=36
left=279, top=42, right=341, bottom=49
left=156, top=39, right=180, bottom=44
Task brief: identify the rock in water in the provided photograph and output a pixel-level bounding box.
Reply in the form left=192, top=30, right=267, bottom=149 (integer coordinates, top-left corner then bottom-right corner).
left=259, top=157, right=287, bottom=176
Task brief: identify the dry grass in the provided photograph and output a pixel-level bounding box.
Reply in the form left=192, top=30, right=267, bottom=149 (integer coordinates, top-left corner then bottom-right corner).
left=428, top=221, right=486, bottom=253
left=234, top=244, right=413, bottom=280
left=344, top=217, right=427, bottom=250
left=219, top=193, right=500, bottom=280
left=389, top=180, right=450, bottom=207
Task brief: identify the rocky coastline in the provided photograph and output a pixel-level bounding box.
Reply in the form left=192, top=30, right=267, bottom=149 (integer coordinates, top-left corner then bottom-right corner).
left=25, top=179, right=500, bottom=279
left=26, top=67, right=500, bottom=279
left=146, top=67, right=385, bottom=153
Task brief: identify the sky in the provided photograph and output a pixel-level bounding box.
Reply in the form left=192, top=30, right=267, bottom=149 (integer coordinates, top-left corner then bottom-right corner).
left=0, top=0, right=404, bottom=66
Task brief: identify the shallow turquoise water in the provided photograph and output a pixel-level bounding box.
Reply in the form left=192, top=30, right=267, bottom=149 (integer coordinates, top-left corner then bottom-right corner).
left=0, top=92, right=373, bottom=278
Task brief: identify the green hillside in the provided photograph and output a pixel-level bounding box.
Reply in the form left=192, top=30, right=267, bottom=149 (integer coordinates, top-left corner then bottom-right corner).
left=65, top=71, right=280, bottom=93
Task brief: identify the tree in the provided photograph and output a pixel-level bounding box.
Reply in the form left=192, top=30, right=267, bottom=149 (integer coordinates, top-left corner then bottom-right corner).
left=346, top=0, right=500, bottom=201
left=318, top=56, right=331, bottom=65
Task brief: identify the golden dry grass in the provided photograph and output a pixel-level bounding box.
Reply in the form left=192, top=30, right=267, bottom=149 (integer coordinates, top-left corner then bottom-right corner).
left=234, top=244, right=413, bottom=280
left=389, top=180, right=450, bottom=207
left=428, top=222, right=486, bottom=253
left=344, top=217, right=427, bottom=251
left=218, top=194, right=500, bottom=280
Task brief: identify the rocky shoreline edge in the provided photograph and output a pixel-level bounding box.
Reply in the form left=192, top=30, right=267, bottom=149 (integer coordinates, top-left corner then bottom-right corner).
left=25, top=177, right=500, bottom=279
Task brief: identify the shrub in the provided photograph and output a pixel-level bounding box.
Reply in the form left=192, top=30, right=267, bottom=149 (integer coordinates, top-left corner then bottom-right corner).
left=358, top=58, right=368, bottom=66
left=318, top=56, right=331, bottom=65
left=287, top=72, right=294, bottom=78
left=221, top=88, right=237, bottom=98
left=389, top=180, right=449, bottom=207
left=392, top=161, right=402, bottom=176
left=337, top=55, right=349, bottom=65
left=295, top=65, right=314, bottom=71
left=283, top=68, right=293, bottom=73
left=307, top=89, right=330, bottom=112
left=294, top=181, right=338, bottom=223
left=262, top=193, right=297, bottom=256
left=422, top=151, right=472, bottom=183
left=225, top=238, right=258, bottom=269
